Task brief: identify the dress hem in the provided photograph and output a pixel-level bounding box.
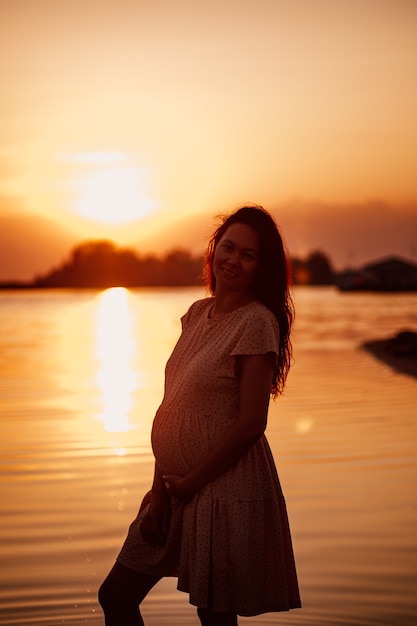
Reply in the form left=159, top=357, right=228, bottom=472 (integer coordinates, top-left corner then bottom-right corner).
left=176, top=583, right=302, bottom=617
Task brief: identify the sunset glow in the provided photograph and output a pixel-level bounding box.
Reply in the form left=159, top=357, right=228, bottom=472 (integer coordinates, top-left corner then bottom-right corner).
left=1, top=0, right=417, bottom=280
left=74, top=163, right=156, bottom=224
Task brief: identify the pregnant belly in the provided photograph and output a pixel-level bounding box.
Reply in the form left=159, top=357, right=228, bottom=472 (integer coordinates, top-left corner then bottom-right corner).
left=151, top=407, right=232, bottom=476
left=151, top=407, right=283, bottom=502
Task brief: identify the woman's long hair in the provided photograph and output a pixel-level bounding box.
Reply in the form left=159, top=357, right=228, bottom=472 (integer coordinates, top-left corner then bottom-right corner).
left=205, top=205, right=294, bottom=397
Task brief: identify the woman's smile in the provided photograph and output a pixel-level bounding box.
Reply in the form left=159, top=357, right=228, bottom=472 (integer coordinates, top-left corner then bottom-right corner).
left=221, top=265, right=239, bottom=279
left=213, top=223, right=260, bottom=295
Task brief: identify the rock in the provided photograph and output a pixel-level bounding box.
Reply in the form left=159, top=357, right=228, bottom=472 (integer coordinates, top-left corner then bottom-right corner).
left=362, top=329, right=417, bottom=380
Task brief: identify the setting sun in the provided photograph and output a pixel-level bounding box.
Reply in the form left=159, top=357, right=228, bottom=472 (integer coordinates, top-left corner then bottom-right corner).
left=1, top=0, right=417, bottom=282
left=73, top=158, right=157, bottom=224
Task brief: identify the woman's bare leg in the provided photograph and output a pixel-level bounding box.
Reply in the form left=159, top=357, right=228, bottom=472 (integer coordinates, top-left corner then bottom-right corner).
left=98, top=561, right=161, bottom=626
left=197, top=607, right=238, bottom=626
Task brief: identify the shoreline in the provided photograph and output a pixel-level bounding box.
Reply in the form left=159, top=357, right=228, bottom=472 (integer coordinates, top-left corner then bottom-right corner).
left=361, top=329, right=417, bottom=380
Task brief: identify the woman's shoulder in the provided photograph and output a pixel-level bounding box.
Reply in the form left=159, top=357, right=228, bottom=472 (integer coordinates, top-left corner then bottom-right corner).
left=229, top=300, right=280, bottom=356
left=240, top=300, right=278, bottom=327
left=187, top=297, right=213, bottom=315
left=181, top=297, right=213, bottom=325
left=240, top=301, right=280, bottom=341
left=228, top=301, right=280, bottom=341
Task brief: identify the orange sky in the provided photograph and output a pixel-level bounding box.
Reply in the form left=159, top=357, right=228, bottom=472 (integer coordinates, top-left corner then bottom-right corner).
left=1, top=0, right=417, bottom=279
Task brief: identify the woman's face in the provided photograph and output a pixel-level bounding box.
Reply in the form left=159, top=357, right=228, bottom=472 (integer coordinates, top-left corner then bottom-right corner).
left=212, top=222, right=260, bottom=296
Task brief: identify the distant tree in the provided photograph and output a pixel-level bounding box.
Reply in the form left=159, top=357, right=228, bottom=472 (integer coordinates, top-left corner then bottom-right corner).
left=291, top=251, right=334, bottom=285
left=306, top=251, right=334, bottom=284
left=30, top=240, right=335, bottom=289
left=163, top=249, right=204, bottom=286
left=291, top=258, right=310, bottom=285
left=33, top=240, right=204, bottom=288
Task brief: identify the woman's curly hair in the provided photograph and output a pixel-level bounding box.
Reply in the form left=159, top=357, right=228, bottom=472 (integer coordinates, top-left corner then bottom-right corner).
left=204, top=205, right=294, bottom=397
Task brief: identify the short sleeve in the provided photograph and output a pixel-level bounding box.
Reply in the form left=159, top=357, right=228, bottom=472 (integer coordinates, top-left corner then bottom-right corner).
left=230, top=306, right=280, bottom=362
left=181, top=298, right=212, bottom=330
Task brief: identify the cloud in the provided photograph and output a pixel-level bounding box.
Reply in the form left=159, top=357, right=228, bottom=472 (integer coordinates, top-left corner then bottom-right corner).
left=275, top=200, right=417, bottom=269
left=0, top=200, right=79, bottom=281
left=57, top=151, right=128, bottom=164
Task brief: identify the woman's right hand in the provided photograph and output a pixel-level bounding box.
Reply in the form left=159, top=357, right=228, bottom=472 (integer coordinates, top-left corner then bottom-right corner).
left=139, top=488, right=171, bottom=547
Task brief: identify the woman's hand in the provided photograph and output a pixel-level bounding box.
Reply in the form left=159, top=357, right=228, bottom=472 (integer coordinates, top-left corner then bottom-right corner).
left=163, top=474, right=195, bottom=503
left=162, top=355, right=273, bottom=495
left=139, top=489, right=171, bottom=547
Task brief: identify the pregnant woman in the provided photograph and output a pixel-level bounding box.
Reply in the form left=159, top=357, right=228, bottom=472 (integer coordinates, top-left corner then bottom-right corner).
left=99, top=205, right=301, bottom=625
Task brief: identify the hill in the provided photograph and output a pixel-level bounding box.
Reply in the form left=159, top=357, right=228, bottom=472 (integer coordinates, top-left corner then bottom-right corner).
left=0, top=212, right=79, bottom=281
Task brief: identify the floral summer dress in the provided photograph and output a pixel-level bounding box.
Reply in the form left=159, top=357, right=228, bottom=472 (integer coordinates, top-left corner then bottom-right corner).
left=117, top=298, right=301, bottom=616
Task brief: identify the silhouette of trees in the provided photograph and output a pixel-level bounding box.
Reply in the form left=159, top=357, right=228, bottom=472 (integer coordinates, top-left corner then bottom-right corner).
left=291, top=251, right=334, bottom=285
left=1, top=240, right=335, bottom=289
left=33, top=241, right=205, bottom=288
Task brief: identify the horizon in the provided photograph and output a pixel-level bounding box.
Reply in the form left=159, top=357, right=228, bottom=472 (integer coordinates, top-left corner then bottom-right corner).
left=2, top=206, right=417, bottom=284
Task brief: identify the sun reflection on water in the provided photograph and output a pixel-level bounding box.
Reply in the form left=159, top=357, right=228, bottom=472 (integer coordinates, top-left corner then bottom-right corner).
left=95, top=288, right=140, bottom=433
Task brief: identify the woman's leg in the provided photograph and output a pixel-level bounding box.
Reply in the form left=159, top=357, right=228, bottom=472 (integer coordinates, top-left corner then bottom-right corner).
left=197, top=607, right=238, bottom=626
left=98, top=561, right=161, bottom=626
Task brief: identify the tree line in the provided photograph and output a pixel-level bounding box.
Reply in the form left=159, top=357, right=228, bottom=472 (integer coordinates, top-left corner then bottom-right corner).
left=2, top=240, right=335, bottom=288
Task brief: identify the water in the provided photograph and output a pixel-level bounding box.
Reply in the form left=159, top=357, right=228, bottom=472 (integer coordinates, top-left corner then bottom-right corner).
left=0, top=286, right=416, bottom=626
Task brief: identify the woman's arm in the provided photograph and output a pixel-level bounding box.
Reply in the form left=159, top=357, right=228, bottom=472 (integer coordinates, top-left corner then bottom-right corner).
left=140, top=461, right=171, bottom=546
left=163, top=352, right=274, bottom=501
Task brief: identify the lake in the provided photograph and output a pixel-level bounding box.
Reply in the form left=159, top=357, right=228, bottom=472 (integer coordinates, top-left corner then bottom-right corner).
left=0, top=286, right=416, bottom=625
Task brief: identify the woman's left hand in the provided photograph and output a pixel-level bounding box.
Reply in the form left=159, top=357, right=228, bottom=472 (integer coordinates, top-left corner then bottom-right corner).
left=163, top=474, right=195, bottom=503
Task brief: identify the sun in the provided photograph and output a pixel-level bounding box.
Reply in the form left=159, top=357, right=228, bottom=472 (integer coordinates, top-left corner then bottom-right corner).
left=72, top=156, right=156, bottom=224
